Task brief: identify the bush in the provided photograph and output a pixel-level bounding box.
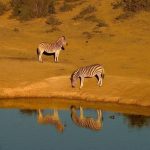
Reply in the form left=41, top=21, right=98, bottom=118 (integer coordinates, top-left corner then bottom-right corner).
left=59, top=0, right=85, bottom=12
left=112, top=0, right=150, bottom=12
left=0, top=2, right=6, bottom=15
left=59, top=2, right=74, bottom=12
left=73, top=5, right=96, bottom=20
left=45, top=16, right=62, bottom=26
left=10, top=0, right=56, bottom=20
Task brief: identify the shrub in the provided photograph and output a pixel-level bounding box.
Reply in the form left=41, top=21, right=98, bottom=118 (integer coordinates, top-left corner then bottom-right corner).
left=45, top=16, right=62, bottom=26
left=0, top=1, right=6, bottom=15
left=59, top=0, right=85, bottom=12
left=112, top=0, right=150, bottom=12
left=46, top=26, right=60, bottom=33
left=73, top=5, right=96, bottom=20
left=10, top=0, right=56, bottom=20
left=59, top=2, right=74, bottom=12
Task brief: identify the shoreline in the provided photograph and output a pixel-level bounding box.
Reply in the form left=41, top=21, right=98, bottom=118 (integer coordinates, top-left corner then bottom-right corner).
left=0, top=75, right=150, bottom=107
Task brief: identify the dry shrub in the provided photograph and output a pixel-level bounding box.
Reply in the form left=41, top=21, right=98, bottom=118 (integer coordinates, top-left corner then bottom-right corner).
left=10, top=0, right=56, bottom=20
left=45, top=16, right=62, bottom=26
left=115, top=12, right=133, bottom=20
left=46, top=26, right=60, bottom=33
left=82, top=31, right=93, bottom=39
left=60, top=0, right=85, bottom=12
left=84, top=15, right=108, bottom=27
left=59, top=2, right=75, bottom=12
left=112, top=0, right=150, bottom=12
left=112, top=0, right=150, bottom=20
left=73, top=5, right=96, bottom=20
left=0, top=1, right=6, bottom=15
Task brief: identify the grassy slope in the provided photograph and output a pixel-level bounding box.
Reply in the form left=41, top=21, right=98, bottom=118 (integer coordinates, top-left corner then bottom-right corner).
left=0, top=0, right=150, bottom=104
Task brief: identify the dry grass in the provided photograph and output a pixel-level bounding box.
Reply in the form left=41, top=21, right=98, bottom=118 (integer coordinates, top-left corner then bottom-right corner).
left=0, top=0, right=150, bottom=104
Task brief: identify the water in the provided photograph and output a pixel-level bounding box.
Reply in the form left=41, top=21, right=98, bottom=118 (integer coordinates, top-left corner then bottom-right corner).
left=0, top=101, right=150, bottom=150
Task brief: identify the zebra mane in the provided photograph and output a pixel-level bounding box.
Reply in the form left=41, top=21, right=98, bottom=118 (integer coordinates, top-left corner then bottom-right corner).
left=71, top=69, right=79, bottom=80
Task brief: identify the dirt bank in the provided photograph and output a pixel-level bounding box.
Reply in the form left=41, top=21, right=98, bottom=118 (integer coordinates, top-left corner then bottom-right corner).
left=1, top=75, right=150, bottom=107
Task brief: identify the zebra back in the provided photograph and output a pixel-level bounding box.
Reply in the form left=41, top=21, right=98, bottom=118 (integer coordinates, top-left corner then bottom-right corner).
left=72, top=64, right=104, bottom=78
left=38, top=36, right=67, bottom=52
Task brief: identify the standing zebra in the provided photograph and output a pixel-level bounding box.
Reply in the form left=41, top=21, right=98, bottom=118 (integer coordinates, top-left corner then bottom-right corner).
left=70, top=64, right=105, bottom=88
left=71, top=106, right=102, bottom=131
left=37, top=36, right=67, bottom=63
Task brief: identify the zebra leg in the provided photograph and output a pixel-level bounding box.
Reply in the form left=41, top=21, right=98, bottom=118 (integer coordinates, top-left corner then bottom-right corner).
left=38, top=109, right=44, bottom=120
left=80, top=107, right=84, bottom=119
left=80, top=77, right=84, bottom=89
left=97, top=110, right=102, bottom=126
left=53, top=109, right=59, bottom=120
left=39, top=52, right=43, bottom=63
left=96, top=74, right=103, bottom=86
left=97, top=110, right=102, bottom=120
left=55, top=51, right=60, bottom=62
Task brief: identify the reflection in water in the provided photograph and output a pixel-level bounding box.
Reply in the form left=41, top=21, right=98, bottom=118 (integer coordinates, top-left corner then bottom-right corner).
left=1, top=102, right=150, bottom=150
left=20, top=109, right=37, bottom=116
left=18, top=103, right=150, bottom=134
left=71, top=106, right=102, bottom=131
left=123, top=114, right=150, bottom=128
left=37, top=109, right=64, bottom=133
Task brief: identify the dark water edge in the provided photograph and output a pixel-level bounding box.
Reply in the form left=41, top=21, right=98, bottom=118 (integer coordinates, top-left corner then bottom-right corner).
left=0, top=98, right=150, bottom=116
left=0, top=98, right=150, bottom=150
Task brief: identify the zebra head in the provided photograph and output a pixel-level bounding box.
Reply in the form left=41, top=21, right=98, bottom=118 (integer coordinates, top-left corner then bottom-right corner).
left=60, top=36, right=68, bottom=47
left=70, top=70, right=79, bottom=88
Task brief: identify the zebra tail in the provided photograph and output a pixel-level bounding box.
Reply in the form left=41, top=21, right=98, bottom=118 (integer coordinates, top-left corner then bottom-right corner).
left=101, top=68, right=105, bottom=79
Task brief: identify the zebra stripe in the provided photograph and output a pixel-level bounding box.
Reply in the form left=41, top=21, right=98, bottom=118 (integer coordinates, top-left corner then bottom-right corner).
left=37, top=36, right=67, bottom=63
left=71, top=106, right=102, bottom=131
left=71, top=64, right=105, bottom=88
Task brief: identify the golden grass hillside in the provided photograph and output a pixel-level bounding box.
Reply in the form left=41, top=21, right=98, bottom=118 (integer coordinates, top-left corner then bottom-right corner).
left=0, top=0, right=150, bottom=105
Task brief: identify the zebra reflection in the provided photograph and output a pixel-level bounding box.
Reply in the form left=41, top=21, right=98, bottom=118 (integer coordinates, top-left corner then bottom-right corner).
left=71, top=106, right=102, bottom=131
left=37, top=109, right=64, bottom=133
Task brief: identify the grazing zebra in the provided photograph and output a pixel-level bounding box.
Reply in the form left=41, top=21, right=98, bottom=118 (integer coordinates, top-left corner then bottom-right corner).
left=70, top=64, right=105, bottom=88
left=37, top=109, right=64, bottom=133
left=37, top=36, right=67, bottom=63
left=71, top=106, right=102, bottom=131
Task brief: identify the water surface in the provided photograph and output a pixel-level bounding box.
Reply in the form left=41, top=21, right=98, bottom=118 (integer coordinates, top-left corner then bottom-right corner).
left=0, top=99, right=150, bottom=150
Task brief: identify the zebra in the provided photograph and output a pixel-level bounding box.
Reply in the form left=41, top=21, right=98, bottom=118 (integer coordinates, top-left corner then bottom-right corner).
left=70, top=64, right=105, bottom=89
left=37, top=36, right=67, bottom=63
left=71, top=106, right=102, bottom=131
left=37, top=109, right=64, bottom=133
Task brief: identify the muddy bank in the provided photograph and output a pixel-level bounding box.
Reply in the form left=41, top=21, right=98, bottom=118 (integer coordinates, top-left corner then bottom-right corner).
left=0, top=75, right=150, bottom=107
